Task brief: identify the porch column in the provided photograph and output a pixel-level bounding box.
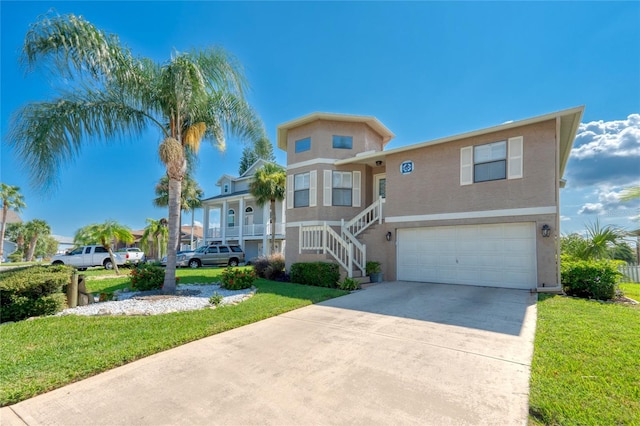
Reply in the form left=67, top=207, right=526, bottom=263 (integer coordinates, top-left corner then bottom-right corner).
left=262, top=203, right=269, bottom=256
left=222, top=200, right=227, bottom=243
left=239, top=197, right=245, bottom=250
left=203, top=206, right=210, bottom=244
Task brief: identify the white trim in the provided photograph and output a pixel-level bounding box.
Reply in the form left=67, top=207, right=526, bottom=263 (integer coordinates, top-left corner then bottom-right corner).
left=287, top=220, right=342, bottom=228
left=309, top=170, right=317, bottom=207
left=353, top=171, right=361, bottom=207
left=386, top=206, right=557, bottom=223
left=287, top=158, right=336, bottom=170
left=507, top=136, right=523, bottom=179
left=323, top=170, right=332, bottom=207
left=460, top=146, right=473, bottom=186
left=286, top=175, right=293, bottom=209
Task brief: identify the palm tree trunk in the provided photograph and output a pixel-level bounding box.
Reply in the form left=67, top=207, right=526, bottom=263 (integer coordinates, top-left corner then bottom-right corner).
left=0, top=206, right=7, bottom=263
left=107, top=247, right=120, bottom=275
left=270, top=199, right=276, bottom=255
left=163, top=177, right=182, bottom=293
left=27, top=235, right=38, bottom=261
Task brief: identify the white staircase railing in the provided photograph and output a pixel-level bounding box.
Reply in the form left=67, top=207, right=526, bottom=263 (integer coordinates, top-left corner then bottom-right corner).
left=343, top=197, right=383, bottom=237
left=298, top=198, right=382, bottom=278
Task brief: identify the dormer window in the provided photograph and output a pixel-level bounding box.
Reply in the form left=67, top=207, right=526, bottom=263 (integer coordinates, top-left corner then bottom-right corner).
left=223, top=183, right=229, bottom=193
left=332, top=135, right=352, bottom=149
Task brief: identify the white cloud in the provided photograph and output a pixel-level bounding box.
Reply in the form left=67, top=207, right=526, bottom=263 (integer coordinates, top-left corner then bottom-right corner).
left=560, top=216, right=571, bottom=221
left=578, top=203, right=605, bottom=215
left=565, top=113, right=640, bottom=188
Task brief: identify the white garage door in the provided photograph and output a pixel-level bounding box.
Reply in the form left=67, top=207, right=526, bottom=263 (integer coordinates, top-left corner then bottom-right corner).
left=397, top=222, right=537, bottom=290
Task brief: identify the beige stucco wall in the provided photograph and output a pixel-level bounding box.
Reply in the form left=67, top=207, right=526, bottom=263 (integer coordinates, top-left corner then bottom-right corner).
left=286, top=120, right=384, bottom=165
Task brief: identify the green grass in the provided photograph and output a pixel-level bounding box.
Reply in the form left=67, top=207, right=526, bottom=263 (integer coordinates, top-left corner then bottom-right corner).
left=0, top=275, right=347, bottom=406
left=619, top=282, right=640, bottom=301
left=529, top=294, right=640, bottom=425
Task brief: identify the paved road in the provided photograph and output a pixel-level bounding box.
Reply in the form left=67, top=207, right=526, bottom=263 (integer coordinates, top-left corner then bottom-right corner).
left=1, top=281, right=537, bottom=425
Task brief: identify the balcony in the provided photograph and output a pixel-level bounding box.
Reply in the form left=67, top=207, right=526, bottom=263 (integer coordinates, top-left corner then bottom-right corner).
left=206, top=223, right=285, bottom=240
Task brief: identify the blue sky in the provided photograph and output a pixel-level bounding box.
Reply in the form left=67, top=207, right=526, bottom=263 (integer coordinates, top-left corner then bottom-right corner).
left=1, top=1, right=639, bottom=238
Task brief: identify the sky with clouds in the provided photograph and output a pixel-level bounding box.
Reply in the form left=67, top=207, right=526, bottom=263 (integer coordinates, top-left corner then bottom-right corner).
left=1, top=1, right=639, bottom=239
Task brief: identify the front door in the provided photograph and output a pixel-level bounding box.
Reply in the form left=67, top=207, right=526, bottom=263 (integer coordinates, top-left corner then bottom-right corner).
left=374, top=174, right=386, bottom=200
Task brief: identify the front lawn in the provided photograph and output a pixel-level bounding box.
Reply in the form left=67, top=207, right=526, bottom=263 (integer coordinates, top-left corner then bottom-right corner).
left=529, top=294, right=640, bottom=425
left=0, top=275, right=348, bottom=406
left=619, top=282, right=640, bottom=301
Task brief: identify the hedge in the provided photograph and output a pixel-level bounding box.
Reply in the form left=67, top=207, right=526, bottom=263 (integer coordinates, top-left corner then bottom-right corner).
left=561, top=259, right=621, bottom=300
left=0, top=265, right=73, bottom=322
left=290, top=262, right=340, bottom=288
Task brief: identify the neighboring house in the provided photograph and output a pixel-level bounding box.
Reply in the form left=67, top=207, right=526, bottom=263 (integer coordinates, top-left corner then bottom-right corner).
left=201, top=159, right=286, bottom=261
left=277, top=106, right=584, bottom=292
left=52, top=235, right=75, bottom=254
left=2, top=210, right=22, bottom=259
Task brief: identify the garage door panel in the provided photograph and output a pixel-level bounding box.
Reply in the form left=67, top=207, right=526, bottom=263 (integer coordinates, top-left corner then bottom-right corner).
left=398, top=223, right=536, bottom=290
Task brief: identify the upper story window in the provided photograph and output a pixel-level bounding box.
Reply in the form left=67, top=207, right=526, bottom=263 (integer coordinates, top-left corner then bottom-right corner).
left=332, top=171, right=352, bottom=206
left=228, top=209, right=235, bottom=227
left=295, top=137, right=311, bottom=153
left=332, top=135, right=353, bottom=149
left=473, top=141, right=507, bottom=182
left=223, top=183, right=229, bottom=193
left=294, top=172, right=310, bottom=207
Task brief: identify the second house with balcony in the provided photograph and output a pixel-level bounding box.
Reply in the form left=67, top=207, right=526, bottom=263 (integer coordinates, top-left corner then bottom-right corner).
left=200, top=159, right=286, bottom=262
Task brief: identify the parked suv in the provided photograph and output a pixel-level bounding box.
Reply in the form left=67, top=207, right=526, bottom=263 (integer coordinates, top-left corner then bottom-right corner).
left=187, top=244, right=244, bottom=268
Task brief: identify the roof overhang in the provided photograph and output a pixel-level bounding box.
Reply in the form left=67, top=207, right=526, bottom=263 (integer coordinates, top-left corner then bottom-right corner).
left=277, top=112, right=395, bottom=151
left=336, top=106, right=585, bottom=179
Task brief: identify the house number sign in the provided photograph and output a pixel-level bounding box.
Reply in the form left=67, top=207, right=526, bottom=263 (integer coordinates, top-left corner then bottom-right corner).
left=400, top=161, right=414, bottom=175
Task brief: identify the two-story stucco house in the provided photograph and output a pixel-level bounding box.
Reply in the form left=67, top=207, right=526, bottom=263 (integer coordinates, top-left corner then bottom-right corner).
left=278, top=106, right=584, bottom=292
left=200, top=159, right=286, bottom=261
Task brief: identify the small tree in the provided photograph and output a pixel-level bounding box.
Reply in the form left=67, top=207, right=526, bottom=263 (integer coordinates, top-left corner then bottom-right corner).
left=249, top=163, right=286, bottom=255
left=0, top=184, right=26, bottom=263
left=74, top=220, right=134, bottom=274
left=24, top=219, right=51, bottom=261
left=140, top=218, right=169, bottom=260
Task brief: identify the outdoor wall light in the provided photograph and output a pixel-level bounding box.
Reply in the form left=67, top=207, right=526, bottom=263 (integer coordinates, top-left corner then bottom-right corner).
left=386, top=231, right=393, bottom=241
left=541, top=224, right=551, bottom=238
left=376, top=160, right=383, bottom=166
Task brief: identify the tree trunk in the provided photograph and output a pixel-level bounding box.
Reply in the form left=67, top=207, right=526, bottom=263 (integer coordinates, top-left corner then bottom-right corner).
left=26, top=235, right=38, bottom=261
left=107, top=247, right=120, bottom=275
left=0, top=205, right=7, bottom=263
left=163, top=177, right=182, bottom=293
left=270, top=199, right=276, bottom=255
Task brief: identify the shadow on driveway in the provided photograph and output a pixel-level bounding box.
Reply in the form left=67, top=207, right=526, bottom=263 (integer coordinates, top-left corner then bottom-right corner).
left=318, top=281, right=537, bottom=336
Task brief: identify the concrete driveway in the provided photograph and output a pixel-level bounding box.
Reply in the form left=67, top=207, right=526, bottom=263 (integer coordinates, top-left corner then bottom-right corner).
left=1, top=281, right=537, bottom=425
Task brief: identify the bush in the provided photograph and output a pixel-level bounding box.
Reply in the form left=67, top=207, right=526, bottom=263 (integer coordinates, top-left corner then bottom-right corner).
left=209, top=292, right=224, bottom=306
left=339, top=277, right=360, bottom=291
left=252, top=253, right=286, bottom=280
left=290, top=262, right=340, bottom=288
left=221, top=267, right=256, bottom=290
left=366, top=261, right=381, bottom=275
left=129, top=263, right=164, bottom=291
left=0, top=265, right=73, bottom=322
left=561, top=259, right=621, bottom=300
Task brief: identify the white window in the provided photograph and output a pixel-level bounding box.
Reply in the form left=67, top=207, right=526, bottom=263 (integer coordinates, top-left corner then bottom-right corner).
left=228, top=209, right=235, bottom=227
left=223, top=183, right=229, bottom=193
left=332, top=171, right=353, bottom=206
left=294, top=172, right=310, bottom=208
left=461, top=137, right=523, bottom=185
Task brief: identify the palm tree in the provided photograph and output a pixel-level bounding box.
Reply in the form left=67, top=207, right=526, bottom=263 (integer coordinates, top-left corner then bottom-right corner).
left=154, top=174, right=203, bottom=249
left=620, top=186, right=640, bottom=201
left=74, top=220, right=134, bottom=275
left=24, top=219, right=51, bottom=261
left=140, top=218, right=169, bottom=261
left=583, top=219, right=626, bottom=260
left=7, top=12, right=263, bottom=292
left=249, top=163, right=286, bottom=255
left=0, top=184, right=26, bottom=263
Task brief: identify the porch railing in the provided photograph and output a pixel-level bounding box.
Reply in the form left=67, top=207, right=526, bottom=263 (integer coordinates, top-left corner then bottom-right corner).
left=206, top=223, right=285, bottom=239
left=343, top=196, right=383, bottom=237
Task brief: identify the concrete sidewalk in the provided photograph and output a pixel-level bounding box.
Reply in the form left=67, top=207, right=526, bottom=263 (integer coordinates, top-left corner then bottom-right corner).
left=1, top=282, right=537, bottom=425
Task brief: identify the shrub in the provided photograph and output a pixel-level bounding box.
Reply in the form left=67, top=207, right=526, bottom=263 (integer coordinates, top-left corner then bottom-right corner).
left=252, top=253, right=286, bottom=280
left=290, top=262, right=340, bottom=288
left=209, top=292, right=224, bottom=306
left=0, top=265, right=73, bottom=322
left=339, top=277, right=360, bottom=291
left=366, top=261, right=381, bottom=275
left=129, top=263, right=164, bottom=291
left=221, top=267, right=256, bottom=290
left=561, top=259, right=621, bottom=300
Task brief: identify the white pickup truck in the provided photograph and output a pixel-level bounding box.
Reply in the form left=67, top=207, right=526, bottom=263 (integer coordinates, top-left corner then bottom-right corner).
left=116, top=247, right=146, bottom=265
left=51, top=245, right=125, bottom=270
